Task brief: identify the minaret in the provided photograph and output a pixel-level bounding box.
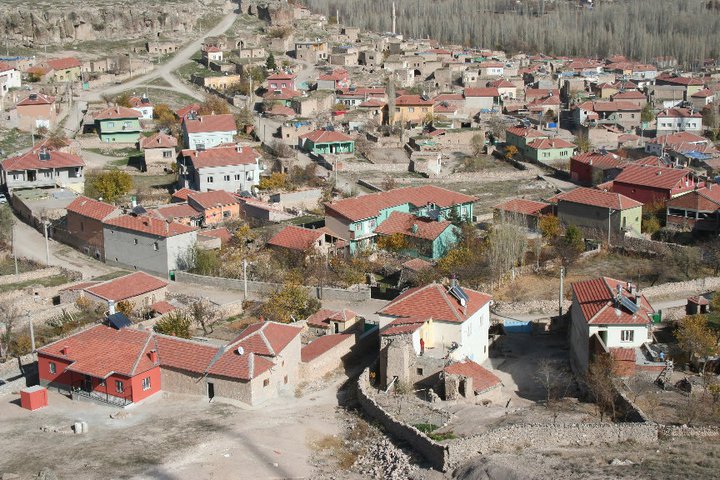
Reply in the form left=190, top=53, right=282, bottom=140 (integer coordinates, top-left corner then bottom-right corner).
left=392, top=2, right=397, bottom=35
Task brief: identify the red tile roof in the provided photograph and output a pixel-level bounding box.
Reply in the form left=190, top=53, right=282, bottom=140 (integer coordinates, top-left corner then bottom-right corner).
left=267, top=73, right=297, bottom=81
left=657, top=107, right=703, bottom=119
left=402, top=258, right=433, bottom=272
left=577, top=101, right=640, bottom=113
left=444, top=360, right=502, bottom=393
left=84, top=271, right=168, bottom=302
left=129, top=96, right=153, bottom=108
left=526, top=138, right=576, bottom=150
left=266, top=105, right=296, bottom=117
left=182, top=145, right=260, bottom=169
left=305, top=308, right=359, bottom=328
left=552, top=187, right=642, bottom=210
left=104, top=214, right=197, bottom=237
left=46, top=57, right=81, bottom=70
left=183, top=114, right=236, bottom=134
left=172, top=188, right=198, bottom=202
left=525, top=88, right=560, bottom=100
left=268, top=225, right=324, bottom=251
left=1, top=146, right=84, bottom=172
left=154, top=334, right=220, bottom=374
left=667, top=186, right=720, bottom=211
left=691, top=89, right=714, bottom=98
left=648, top=132, right=708, bottom=147
left=0, top=61, right=14, bottom=73
left=140, top=132, right=178, bottom=150
left=150, top=301, right=176, bottom=315
left=464, top=87, right=499, bottom=98
left=94, top=106, right=141, bottom=120
left=379, top=283, right=491, bottom=324
left=571, top=277, right=654, bottom=326
left=300, top=129, right=353, bottom=143
left=66, top=196, right=118, bottom=221
left=374, top=211, right=453, bottom=241
left=612, top=164, right=693, bottom=190
left=571, top=152, right=626, bottom=170
left=611, top=91, right=646, bottom=100
left=151, top=203, right=202, bottom=220
left=262, top=88, right=303, bottom=101
left=656, top=74, right=704, bottom=86
left=301, top=334, right=352, bottom=362
left=325, top=185, right=476, bottom=222
left=16, top=93, right=55, bottom=106
left=505, top=127, right=547, bottom=139
left=200, top=227, right=232, bottom=244
left=188, top=190, right=238, bottom=209
left=395, top=95, right=434, bottom=106
left=381, top=316, right=428, bottom=336
left=494, top=198, right=551, bottom=216
left=176, top=103, right=201, bottom=119
left=38, top=325, right=156, bottom=379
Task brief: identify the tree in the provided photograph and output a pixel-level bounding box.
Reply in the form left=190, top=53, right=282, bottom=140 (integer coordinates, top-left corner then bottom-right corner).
left=154, top=311, right=192, bottom=338
left=86, top=170, right=133, bottom=203
left=555, top=224, right=584, bottom=267
left=116, top=300, right=134, bottom=317
left=198, top=95, right=229, bottom=115
left=585, top=354, right=617, bottom=421
left=0, top=205, right=14, bottom=248
left=114, top=93, right=132, bottom=108
left=575, top=133, right=591, bottom=153
left=258, top=172, right=289, bottom=191
left=505, top=145, right=518, bottom=160
left=154, top=103, right=178, bottom=131
left=642, top=215, right=661, bottom=235
left=376, top=233, right=408, bottom=253
left=235, top=106, right=254, bottom=130
left=675, top=315, right=718, bottom=369
left=543, top=109, right=557, bottom=124
left=470, top=133, right=485, bottom=158
left=641, top=103, right=655, bottom=124
left=265, top=52, right=277, bottom=72
left=261, top=279, right=321, bottom=323
left=190, top=299, right=220, bottom=335
left=487, top=223, right=527, bottom=281
left=0, top=300, right=21, bottom=359
left=538, top=215, right=561, bottom=239
left=535, top=358, right=569, bottom=408
left=193, top=247, right=221, bottom=276
left=381, top=176, right=397, bottom=191
left=355, top=135, right=374, bottom=159
left=486, top=116, right=505, bottom=141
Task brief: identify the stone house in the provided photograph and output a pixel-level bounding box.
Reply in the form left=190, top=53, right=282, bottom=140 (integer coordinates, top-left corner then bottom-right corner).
left=177, top=144, right=263, bottom=193
left=493, top=198, right=552, bottom=231
left=0, top=144, right=85, bottom=193
left=140, top=132, right=178, bottom=168
left=290, top=91, right=335, bottom=117
left=147, top=41, right=181, bottom=55
left=294, top=40, right=328, bottom=62
left=665, top=184, right=720, bottom=233
left=79, top=271, right=169, bottom=313
left=182, top=113, right=237, bottom=150
left=573, top=101, right=641, bottom=131
left=0, top=61, right=21, bottom=96
left=103, top=214, right=198, bottom=277
left=45, top=57, right=82, bottom=82
left=463, top=87, right=500, bottom=114
left=64, top=196, right=121, bottom=260
left=569, top=277, right=655, bottom=374
left=16, top=93, right=56, bottom=132
left=551, top=187, right=643, bottom=238
left=267, top=225, right=346, bottom=257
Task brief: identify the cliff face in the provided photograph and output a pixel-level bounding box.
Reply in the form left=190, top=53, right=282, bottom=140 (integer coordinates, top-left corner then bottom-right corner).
left=1, top=0, right=231, bottom=47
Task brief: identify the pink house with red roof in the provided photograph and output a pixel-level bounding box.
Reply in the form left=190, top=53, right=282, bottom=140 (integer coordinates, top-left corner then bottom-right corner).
left=570, top=277, right=655, bottom=373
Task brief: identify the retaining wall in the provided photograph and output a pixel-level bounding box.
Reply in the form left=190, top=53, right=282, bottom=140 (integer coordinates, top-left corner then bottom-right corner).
left=0, top=267, right=62, bottom=286
left=175, top=271, right=371, bottom=302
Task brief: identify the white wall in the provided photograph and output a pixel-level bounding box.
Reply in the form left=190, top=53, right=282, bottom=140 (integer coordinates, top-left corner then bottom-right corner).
left=589, top=324, right=650, bottom=349
left=186, top=131, right=236, bottom=150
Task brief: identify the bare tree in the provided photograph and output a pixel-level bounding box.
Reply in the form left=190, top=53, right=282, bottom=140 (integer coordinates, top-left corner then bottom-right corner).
left=191, top=299, right=221, bottom=336
left=585, top=354, right=617, bottom=421
left=486, top=222, right=527, bottom=282
left=0, top=301, right=22, bottom=359
left=535, top=358, right=569, bottom=408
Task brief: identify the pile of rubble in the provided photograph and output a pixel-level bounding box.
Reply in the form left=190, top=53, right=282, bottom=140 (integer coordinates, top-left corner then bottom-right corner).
left=353, top=437, right=417, bottom=479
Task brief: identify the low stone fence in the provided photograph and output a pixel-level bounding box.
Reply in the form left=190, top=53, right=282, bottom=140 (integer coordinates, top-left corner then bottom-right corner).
left=0, top=267, right=63, bottom=286
left=642, top=276, right=720, bottom=301
left=356, top=367, right=449, bottom=470
left=175, top=271, right=371, bottom=302
left=617, top=236, right=695, bottom=256
left=340, top=162, right=408, bottom=173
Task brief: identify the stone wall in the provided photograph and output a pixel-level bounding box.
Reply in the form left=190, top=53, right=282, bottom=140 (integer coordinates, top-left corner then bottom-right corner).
left=356, top=367, right=449, bottom=471
left=300, top=333, right=356, bottom=382
left=617, top=236, right=695, bottom=257
left=175, top=271, right=371, bottom=302
left=0, top=267, right=63, bottom=286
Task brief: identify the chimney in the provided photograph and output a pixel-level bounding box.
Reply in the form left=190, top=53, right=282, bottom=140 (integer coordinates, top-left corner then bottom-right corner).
left=60, top=345, right=70, bottom=356
left=635, top=292, right=642, bottom=307
left=165, top=219, right=170, bottom=234
left=108, top=301, right=116, bottom=315
left=148, top=350, right=158, bottom=363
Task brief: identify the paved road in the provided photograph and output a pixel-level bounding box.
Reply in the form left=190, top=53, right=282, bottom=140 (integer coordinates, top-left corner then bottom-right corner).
left=12, top=215, right=117, bottom=279
left=80, top=11, right=239, bottom=103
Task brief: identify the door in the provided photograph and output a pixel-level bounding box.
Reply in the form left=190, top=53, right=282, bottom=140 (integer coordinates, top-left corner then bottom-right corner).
left=83, top=375, right=93, bottom=392
left=207, top=382, right=215, bottom=400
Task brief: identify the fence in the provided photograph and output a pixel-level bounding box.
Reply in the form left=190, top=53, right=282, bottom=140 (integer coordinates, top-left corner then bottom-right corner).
left=174, top=271, right=371, bottom=302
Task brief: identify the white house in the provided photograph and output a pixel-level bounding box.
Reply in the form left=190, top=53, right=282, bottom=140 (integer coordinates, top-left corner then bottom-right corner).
left=377, top=282, right=492, bottom=363
left=656, top=108, right=703, bottom=136
left=178, top=144, right=263, bottom=193
left=569, top=277, right=655, bottom=374
left=478, top=61, right=504, bottom=77
left=182, top=113, right=237, bottom=150
left=129, top=95, right=154, bottom=120
left=0, top=61, right=21, bottom=97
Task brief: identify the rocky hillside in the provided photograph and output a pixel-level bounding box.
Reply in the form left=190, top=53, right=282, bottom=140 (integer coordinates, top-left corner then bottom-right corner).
left=0, top=0, right=232, bottom=47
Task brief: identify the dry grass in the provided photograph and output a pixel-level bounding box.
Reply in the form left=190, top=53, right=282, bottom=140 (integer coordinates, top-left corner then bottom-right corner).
left=311, top=434, right=359, bottom=471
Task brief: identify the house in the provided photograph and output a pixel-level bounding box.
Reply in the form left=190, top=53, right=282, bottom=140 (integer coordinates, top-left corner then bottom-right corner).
left=442, top=360, right=502, bottom=400
left=305, top=308, right=361, bottom=336
left=0, top=61, right=21, bottom=96
left=317, top=69, right=350, bottom=91
left=477, top=61, right=504, bottom=77
left=524, top=138, right=576, bottom=164
left=94, top=106, right=142, bottom=143
left=46, top=57, right=82, bottom=82
left=140, top=132, right=178, bottom=167
left=609, top=164, right=699, bottom=205
left=267, top=225, right=345, bottom=256
left=38, top=320, right=303, bottom=407
left=487, top=79, right=517, bottom=100
left=666, top=184, right=720, bottom=233
left=373, top=211, right=457, bottom=259
left=551, top=187, right=643, bottom=238
left=569, top=277, right=655, bottom=373
left=38, top=325, right=162, bottom=406
left=266, top=73, right=297, bottom=91
left=150, top=202, right=203, bottom=227
left=182, top=113, right=237, bottom=150
left=463, top=87, right=500, bottom=113
left=655, top=74, right=705, bottom=99
left=64, top=196, right=120, bottom=259
left=103, top=214, right=198, bottom=277
left=0, top=144, right=85, bottom=193
left=645, top=132, right=718, bottom=168
left=378, top=282, right=493, bottom=364
left=16, top=93, right=56, bottom=132
left=80, top=271, right=168, bottom=313
left=690, top=89, right=715, bottom=109
left=570, top=152, right=627, bottom=186
left=504, top=126, right=548, bottom=157
left=390, top=95, right=434, bottom=126
left=264, top=87, right=304, bottom=108
left=295, top=40, right=329, bottom=63
left=202, top=46, right=223, bottom=65
left=324, top=185, right=476, bottom=255
left=610, top=90, right=647, bottom=108
left=186, top=190, right=241, bottom=226
left=655, top=108, right=703, bottom=135
left=177, top=144, right=263, bottom=193
left=573, top=101, right=642, bottom=131
left=493, top=198, right=552, bottom=231
left=128, top=95, right=154, bottom=120
left=298, top=129, right=355, bottom=155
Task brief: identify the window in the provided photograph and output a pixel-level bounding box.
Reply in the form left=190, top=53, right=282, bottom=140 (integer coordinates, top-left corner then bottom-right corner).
left=115, top=380, right=124, bottom=393
left=416, top=367, right=424, bottom=375
left=223, top=175, right=230, bottom=182
left=207, top=176, right=214, bottom=183
left=134, top=238, right=138, bottom=245
left=80, top=221, right=84, bottom=232
left=235, top=174, right=241, bottom=181
left=142, top=377, right=151, bottom=391
left=263, top=379, right=270, bottom=387
left=49, top=362, right=56, bottom=374
left=246, top=172, right=253, bottom=181
left=408, top=107, right=415, bottom=113
left=107, top=121, right=115, bottom=128
left=621, top=330, right=634, bottom=342
left=163, top=151, right=172, bottom=159
left=153, top=242, right=159, bottom=251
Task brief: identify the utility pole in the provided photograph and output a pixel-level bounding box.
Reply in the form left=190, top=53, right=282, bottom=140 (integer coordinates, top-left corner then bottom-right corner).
left=43, top=220, right=50, bottom=266
left=29, top=315, right=35, bottom=353
left=559, top=266, right=565, bottom=317
left=12, top=223, right=18, bottom=275
left=243, top=258, right=248, bottom=300
left=392, top=2, right=397, bottom=35
left=607, top=208, right=615, bottom=247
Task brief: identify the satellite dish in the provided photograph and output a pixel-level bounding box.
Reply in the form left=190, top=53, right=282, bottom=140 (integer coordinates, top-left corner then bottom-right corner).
left=236, top=346, right=244, bottom=355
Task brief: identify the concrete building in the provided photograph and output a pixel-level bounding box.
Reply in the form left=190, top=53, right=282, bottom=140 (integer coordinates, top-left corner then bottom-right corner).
left=569, top=277, right=655, bottom=374
left=94, top=106, right=142, bottom=143
left=0, top=144, right=85, bottom=193
left=390, top=95, right=434, bottom=126
left=656, top=108, right=703, bottom=135
left=294, top=40, right=329, bottom=63
left=178, top=144, right=263, bottom=193
left=103, top=214, right=198, bottom=277
left=182, top=113, right=237, bottom=150
left=552, top=187, right=643, bottom=238
left=16, top=93, right=56, bottom=132
left=140, top=132, right=178, bottom=168
left=128, top=95, right=154, bottom=120
left=186, top=190, right=241, bottom=226
left=0, top=61, right=22, bottom=96
left=64, top=196, right=121, bottom=259
left=298, top=129, right=355, bottom=155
